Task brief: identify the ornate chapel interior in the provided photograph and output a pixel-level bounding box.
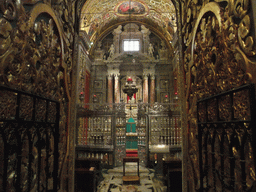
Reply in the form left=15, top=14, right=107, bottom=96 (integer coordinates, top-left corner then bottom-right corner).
left=0, top=0, right=256, bottom=192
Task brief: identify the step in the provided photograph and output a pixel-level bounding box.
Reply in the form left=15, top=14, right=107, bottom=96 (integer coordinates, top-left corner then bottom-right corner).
left=122, top=175, right=140, bottom=185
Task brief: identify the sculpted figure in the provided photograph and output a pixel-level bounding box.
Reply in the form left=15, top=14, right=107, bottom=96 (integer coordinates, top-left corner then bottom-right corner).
left=148, top=43, right=154, bottom=57
left=113, top=25, right=122, bottom=34
left=109, top=44, right=115, bottom=58
left=141, top=25, right=149, bottom=34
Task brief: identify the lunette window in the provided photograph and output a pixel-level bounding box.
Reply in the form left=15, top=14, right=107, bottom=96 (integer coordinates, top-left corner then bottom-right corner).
left=123, top=40, right=140, bottom=51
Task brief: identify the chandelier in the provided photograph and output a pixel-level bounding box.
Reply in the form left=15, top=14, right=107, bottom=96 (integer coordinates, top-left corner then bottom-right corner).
left=123, top=77, right=138, bottom=98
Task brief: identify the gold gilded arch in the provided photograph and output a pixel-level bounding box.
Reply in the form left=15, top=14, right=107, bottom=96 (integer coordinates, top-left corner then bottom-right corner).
left=190, top=2, right=222, bottom=67
left=186, top=2, right=222, bottom=100
left=29, top=3, right=64, bottom=57
left=29, top=3, right=70, bottom=100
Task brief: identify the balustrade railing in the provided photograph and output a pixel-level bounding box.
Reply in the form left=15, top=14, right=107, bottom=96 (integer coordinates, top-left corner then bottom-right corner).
left=76, top=102, right=181, bottom=166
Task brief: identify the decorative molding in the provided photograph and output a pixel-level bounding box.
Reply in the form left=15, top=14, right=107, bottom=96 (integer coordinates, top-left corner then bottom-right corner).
left=94, top=80, right=103, bottom=89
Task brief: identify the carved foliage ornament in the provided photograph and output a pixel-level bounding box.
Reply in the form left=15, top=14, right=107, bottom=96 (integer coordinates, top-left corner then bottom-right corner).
left=182, top=0, right=256, bottom=191
left=0, top=3, right=64, bottom=99
left=183, top=0, right=255, bottom=59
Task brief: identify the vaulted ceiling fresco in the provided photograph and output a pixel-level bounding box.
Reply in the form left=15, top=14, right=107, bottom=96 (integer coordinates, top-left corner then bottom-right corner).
left=80, top=0, right=177, bottom=44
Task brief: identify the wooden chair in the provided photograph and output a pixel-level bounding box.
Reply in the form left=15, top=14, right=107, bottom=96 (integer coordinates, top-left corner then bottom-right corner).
left=122, top=157, right=140, bottom=185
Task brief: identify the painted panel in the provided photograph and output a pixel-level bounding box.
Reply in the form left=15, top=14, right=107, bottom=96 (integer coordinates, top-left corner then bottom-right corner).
left=115, top=1, right=149, bottom=17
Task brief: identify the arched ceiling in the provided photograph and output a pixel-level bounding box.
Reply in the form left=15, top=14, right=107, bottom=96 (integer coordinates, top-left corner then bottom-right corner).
left=80, top=0, right=177, bottom=46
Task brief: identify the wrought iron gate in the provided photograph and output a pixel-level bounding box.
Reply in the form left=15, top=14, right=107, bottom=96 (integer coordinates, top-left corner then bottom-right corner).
left=197, top=84, right=256, bottom=191
left=0, top=86, right=59, bottom=191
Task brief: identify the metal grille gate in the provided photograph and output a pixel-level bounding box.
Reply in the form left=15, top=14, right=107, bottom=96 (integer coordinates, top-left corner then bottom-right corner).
left=0, top=86, right=59, bottom=191
left=197, top=84, right=256, bottom=191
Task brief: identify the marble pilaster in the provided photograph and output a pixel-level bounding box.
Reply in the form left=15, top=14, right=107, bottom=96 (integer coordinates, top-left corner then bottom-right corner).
left=150, top=75, right=155, bottom=103
left=143, top=75, right=148, bottom=103
left=114, top=75, right=120, bottom=103
left=107, top=75, right=113, bottom=104
left=107, top=64, right=120, bottom=103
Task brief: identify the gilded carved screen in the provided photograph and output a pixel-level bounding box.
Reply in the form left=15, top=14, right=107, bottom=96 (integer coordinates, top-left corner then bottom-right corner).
left=182, top=0, right=256, bottom=191
left=0, top=1, right=76, bottom=191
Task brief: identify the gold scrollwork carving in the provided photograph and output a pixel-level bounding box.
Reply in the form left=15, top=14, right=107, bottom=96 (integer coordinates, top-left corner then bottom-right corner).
left=0, top=3, right=67, bottom=101
left=233, top=0, right=249, bottom=18
left=238, top=15, right=255, bottom=56
left=0, top=0, right=18, bottom=20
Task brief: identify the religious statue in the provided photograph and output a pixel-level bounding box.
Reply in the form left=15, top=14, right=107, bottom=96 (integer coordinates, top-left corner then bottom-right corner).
left=108, top=44, right=115, bottom=58
left=141, top=25, right=149, bottom=34
left=113, top=25, right=122, bottom=34
left=148, top=43, right=154, bottom=57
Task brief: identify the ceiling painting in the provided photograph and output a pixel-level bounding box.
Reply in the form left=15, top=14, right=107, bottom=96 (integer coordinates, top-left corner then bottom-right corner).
left=115, top=1, right=149, bottom=16
left=80, top=0, right=177, bottom=44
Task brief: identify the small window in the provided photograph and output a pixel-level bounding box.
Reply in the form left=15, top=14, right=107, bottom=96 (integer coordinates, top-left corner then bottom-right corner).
left=123, top=40, right=140, bottom=51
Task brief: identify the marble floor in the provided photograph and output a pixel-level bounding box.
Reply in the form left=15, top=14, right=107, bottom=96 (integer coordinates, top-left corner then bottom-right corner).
left=97, top=163, right=167, bottom=192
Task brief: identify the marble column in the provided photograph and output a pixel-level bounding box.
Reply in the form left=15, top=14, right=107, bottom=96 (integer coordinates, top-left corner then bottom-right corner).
left=143, top=75, right=148, bottom=103
left=107, top=75, right=113, bottom=104
left=114, top=75, right=120, bottom=103
left=150, top=75, right=155, bottom=103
